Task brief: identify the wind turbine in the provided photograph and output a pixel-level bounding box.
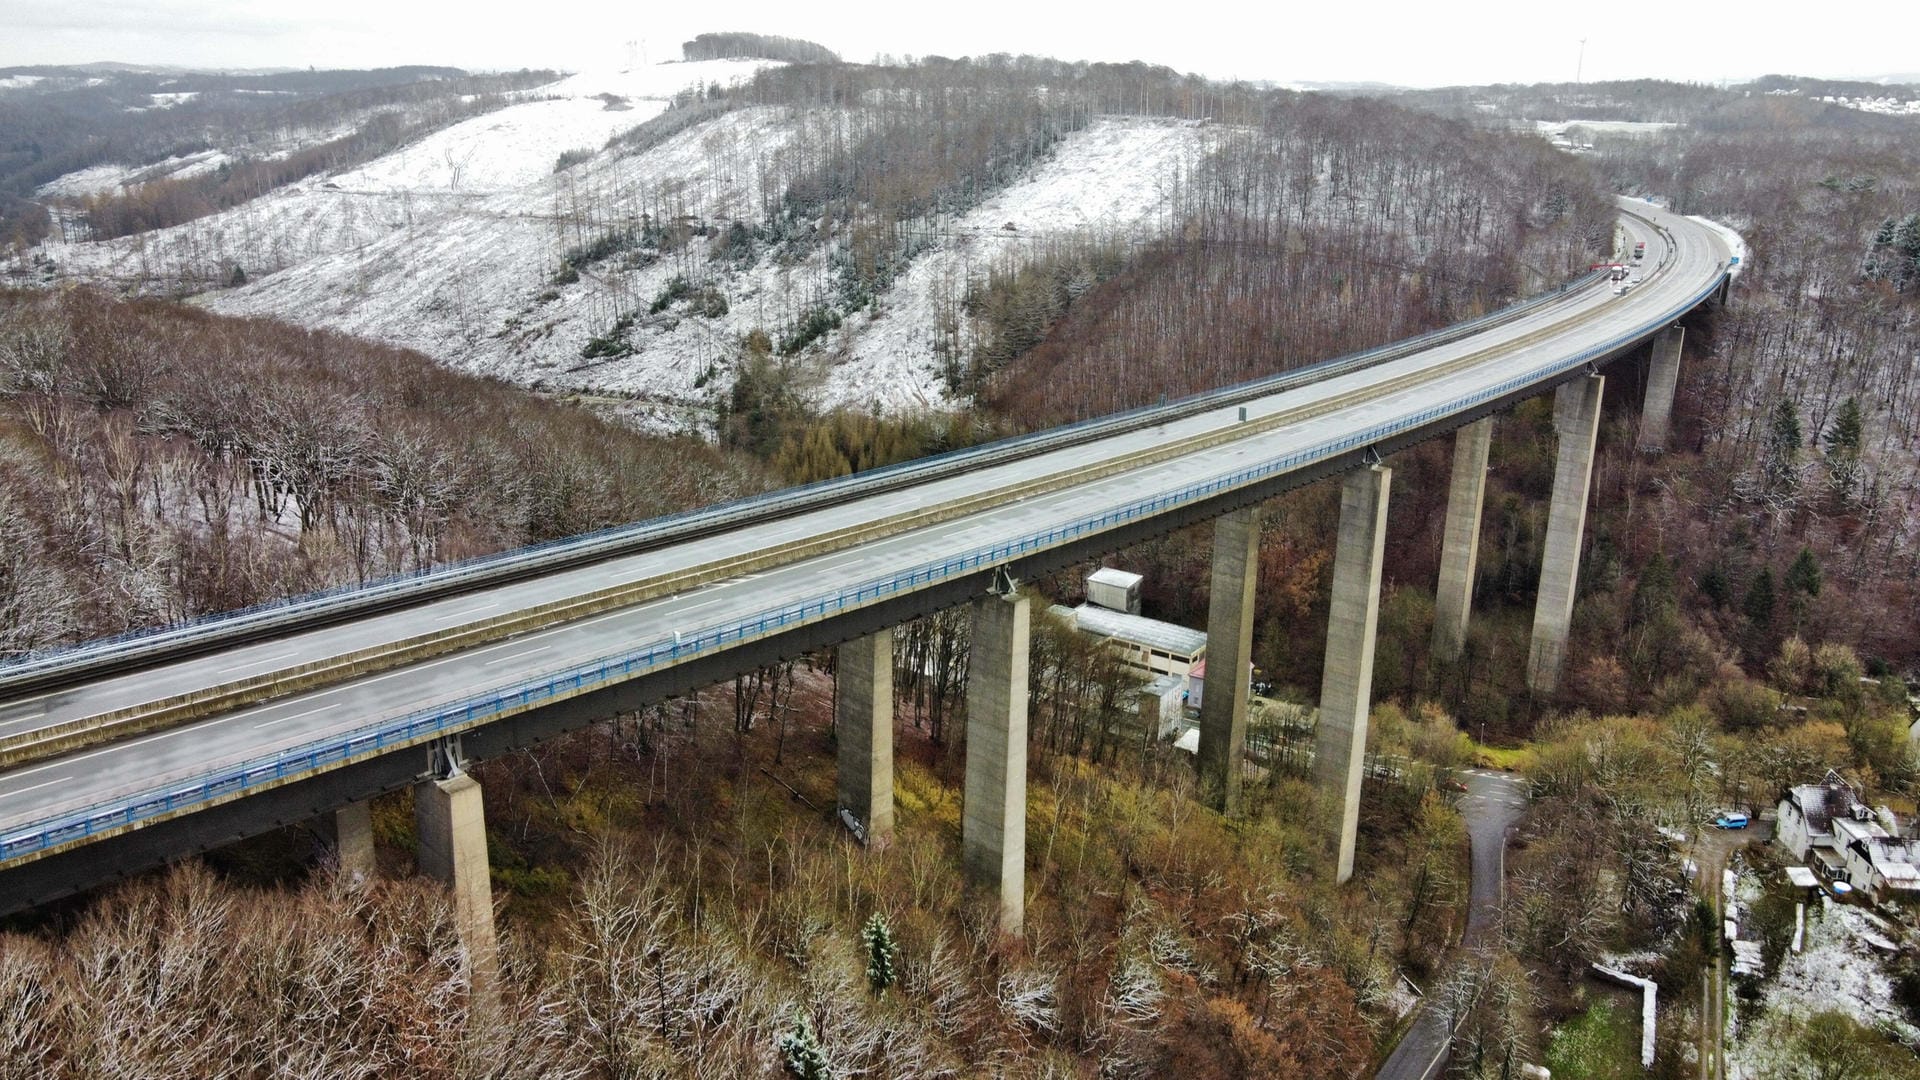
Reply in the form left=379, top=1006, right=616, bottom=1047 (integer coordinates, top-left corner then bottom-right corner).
left=1577, top=38, right=1587, bottom=84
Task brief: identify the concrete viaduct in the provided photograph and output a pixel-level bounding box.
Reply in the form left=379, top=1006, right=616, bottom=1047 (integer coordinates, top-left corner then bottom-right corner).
left=0, top=200, right=1729, bottom=978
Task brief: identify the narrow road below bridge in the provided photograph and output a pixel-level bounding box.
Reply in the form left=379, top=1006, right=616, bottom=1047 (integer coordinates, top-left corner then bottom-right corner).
left=1375, top=768, right=1530, bottom=1080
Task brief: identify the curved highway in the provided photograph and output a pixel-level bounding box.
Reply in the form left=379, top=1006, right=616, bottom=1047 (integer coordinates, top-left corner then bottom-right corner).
left=0, top=199, right=1728, bottom=894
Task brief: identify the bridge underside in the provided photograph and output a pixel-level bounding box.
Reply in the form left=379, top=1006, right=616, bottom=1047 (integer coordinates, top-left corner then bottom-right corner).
left=0, top=323, right=1674, bottom=916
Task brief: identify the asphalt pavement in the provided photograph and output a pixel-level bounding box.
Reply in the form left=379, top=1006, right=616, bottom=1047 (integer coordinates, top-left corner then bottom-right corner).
left=1375, top=768, right=1529, bottom=1080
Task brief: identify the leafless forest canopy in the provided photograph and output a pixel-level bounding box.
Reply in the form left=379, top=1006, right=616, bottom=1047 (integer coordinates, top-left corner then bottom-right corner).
left=6, top=53, right=1920, bottom=1079
left=0, top=290, right=759, bottom=656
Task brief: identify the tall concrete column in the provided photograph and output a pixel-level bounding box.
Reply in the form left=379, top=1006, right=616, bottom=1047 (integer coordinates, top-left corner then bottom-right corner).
left=836, top=631, right=894, bottom=849
left=1315, top=464, right=1391, bottom=884
left=1432, top=419, right=1492, bottom=665
left=416, top=772, right=498, bottom=992
left=1199, top=505, right=1262, bottom=816
left=963, top=589, right=1029, bottom=936
left=1637, top=325, right=1685, bottom=451
left=1527, top=375, right=1605, bottom=695
left=331, top=799, right=376, bottom=881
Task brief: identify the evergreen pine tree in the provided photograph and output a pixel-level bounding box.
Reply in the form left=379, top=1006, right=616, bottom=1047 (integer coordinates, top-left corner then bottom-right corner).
left=1785, top=547, right=1822, bottom=599
left=778, top=1010, right=831, bottom=1080
left=862, top=912, right=896, bottom=994
left=1698, top=564, right=1733, bottom=609
left=1763, top=398, right=1803, bottom=494
left=1823, top=397, right=1863, bottom=503
left=1743, top=568, right=1777, bottom=627
left=1629, top=552, right=1678, bottom=629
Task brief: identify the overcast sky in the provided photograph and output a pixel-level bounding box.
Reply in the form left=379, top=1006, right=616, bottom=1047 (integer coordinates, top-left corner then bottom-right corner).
left=1, top=0, right=1913, bottom=88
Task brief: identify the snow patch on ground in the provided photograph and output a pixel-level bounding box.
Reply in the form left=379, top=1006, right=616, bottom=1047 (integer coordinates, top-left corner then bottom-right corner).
left=37, top=150, right=232, bottom=198
left=1818, top=95, right=1920, bottom=117
left=327, top=97, right=669, bottom=194
left=1727, top=901, right=1918, bottom=1079
left=1534, top=119, right=1681, bottom=136
left=0, top=75, right=46, bottom=90
left=825, top=117, right=1212, bottom=410
left=203, top=105, right=804, bottom=423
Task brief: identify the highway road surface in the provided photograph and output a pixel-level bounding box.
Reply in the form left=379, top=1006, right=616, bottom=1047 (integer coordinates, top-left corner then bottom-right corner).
left=0, top=201, right=1727, bottom=877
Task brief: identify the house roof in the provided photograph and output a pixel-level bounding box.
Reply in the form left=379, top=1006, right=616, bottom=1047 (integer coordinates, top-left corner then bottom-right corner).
left=1140, top=673, right=1186, bottom=698
left=1877, top=861, right=1920, bottom=885
left=1786, top=776, right=1864, bottom=837
left=1066, top=604, right=1208, bottom=658
left=1087, top=567, right=1143, bottom=590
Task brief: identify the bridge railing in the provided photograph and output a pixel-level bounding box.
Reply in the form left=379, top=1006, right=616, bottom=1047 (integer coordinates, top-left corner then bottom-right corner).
left=0, top=265, right=1723, bottom=866
left=0, top=267, right=1607, bottom=686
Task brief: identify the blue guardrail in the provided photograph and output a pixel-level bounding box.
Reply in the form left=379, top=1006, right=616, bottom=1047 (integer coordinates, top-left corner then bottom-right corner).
left=0, top=267, right=1723, bottom=865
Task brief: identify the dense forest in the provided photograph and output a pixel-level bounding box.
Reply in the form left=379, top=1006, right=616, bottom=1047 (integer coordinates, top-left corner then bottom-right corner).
left=7, top=47, right=1920, bottom=1077
left=0, top=288, right=758, bottom=656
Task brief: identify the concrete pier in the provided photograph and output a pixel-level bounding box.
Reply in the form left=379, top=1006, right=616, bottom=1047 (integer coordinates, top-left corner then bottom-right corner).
left=330, top=799, right=376, bottom=881
left=963, top=590, right=1030, bottom=936
left=415, top=773, right=498, bottom=990
left=1432, top=419, right=1492, bottom=665
left=1316, top=465, right=1391, bottom=884
left=1527, top=375, right=1605, bottom=695
left=1637, top=325, right=1684, bottom=451
left=835, top=631, right=894, bottom=849
left=1199, top=505, right=1262, bottom=816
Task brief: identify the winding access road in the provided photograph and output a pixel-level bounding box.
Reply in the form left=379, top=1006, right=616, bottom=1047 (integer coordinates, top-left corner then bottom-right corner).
left=1375, top=769, right=1531, bottom=1080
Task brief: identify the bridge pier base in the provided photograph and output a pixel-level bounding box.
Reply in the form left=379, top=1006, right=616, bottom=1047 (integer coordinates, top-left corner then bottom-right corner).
left=1199, top=505, right=1261, bottom=816
left=963, top=589, right=1029, bottom=936
left=1527, top=375, right=1605, bottom=695
left=1637, top=325, right=1684, bottom=451
left=415, top=772, right=498, bottom=994
left=1317, top=464, right=1390, bottom=884
left=1432, top=419, right=1491, bottom=665
left=836, top=631, right=894, bottom=849
left=327, top=799, right=376, bottom=882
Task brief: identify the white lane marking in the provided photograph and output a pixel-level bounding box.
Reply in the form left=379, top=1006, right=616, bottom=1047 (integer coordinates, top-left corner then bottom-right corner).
left=3, top=711, right=234, bottom=780
left=217, top=650, right=296, bottom=674
left=435, top=603, right=497, bottom=622
left=485, top=646, right=549, bottom=667
left=0, top=776, right=71, bottom=802
left=253, top=703, right=338, bottom=730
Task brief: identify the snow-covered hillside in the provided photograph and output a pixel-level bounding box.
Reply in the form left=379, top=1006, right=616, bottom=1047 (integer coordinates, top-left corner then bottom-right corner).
left=192, top=103, right=1212, bottom=427
left=1729, top=899, right=1920, bottom=1078
left=24, top=58, right=1566, bottom=434
left=23, top=60, right=775, bottom=290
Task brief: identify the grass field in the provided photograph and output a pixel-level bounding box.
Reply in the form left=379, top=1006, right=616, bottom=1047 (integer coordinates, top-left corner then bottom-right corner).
left=1545, top=995, right=1643, bottom=1080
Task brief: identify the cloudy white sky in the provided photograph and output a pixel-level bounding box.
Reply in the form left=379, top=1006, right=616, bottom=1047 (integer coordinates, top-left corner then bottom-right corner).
left=0, top=0, right=1913, bottom=88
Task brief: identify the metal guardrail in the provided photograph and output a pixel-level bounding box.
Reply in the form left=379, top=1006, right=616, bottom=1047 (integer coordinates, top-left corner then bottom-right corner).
left=0, top=263, right=1725, bottom=865
left=0, top=266, right=1607, bottom=692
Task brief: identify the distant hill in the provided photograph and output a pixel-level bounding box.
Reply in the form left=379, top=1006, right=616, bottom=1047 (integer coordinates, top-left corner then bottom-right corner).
left=1, top=56, right=1614, bottom=436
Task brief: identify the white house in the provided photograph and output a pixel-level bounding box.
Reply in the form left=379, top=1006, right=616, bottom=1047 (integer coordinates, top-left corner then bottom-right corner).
left=1777, top=771, right=1920, bottom=903
left=1837, top=818, right=1920, bottom=904
left=1777, top=771, right=1864, bottom=878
